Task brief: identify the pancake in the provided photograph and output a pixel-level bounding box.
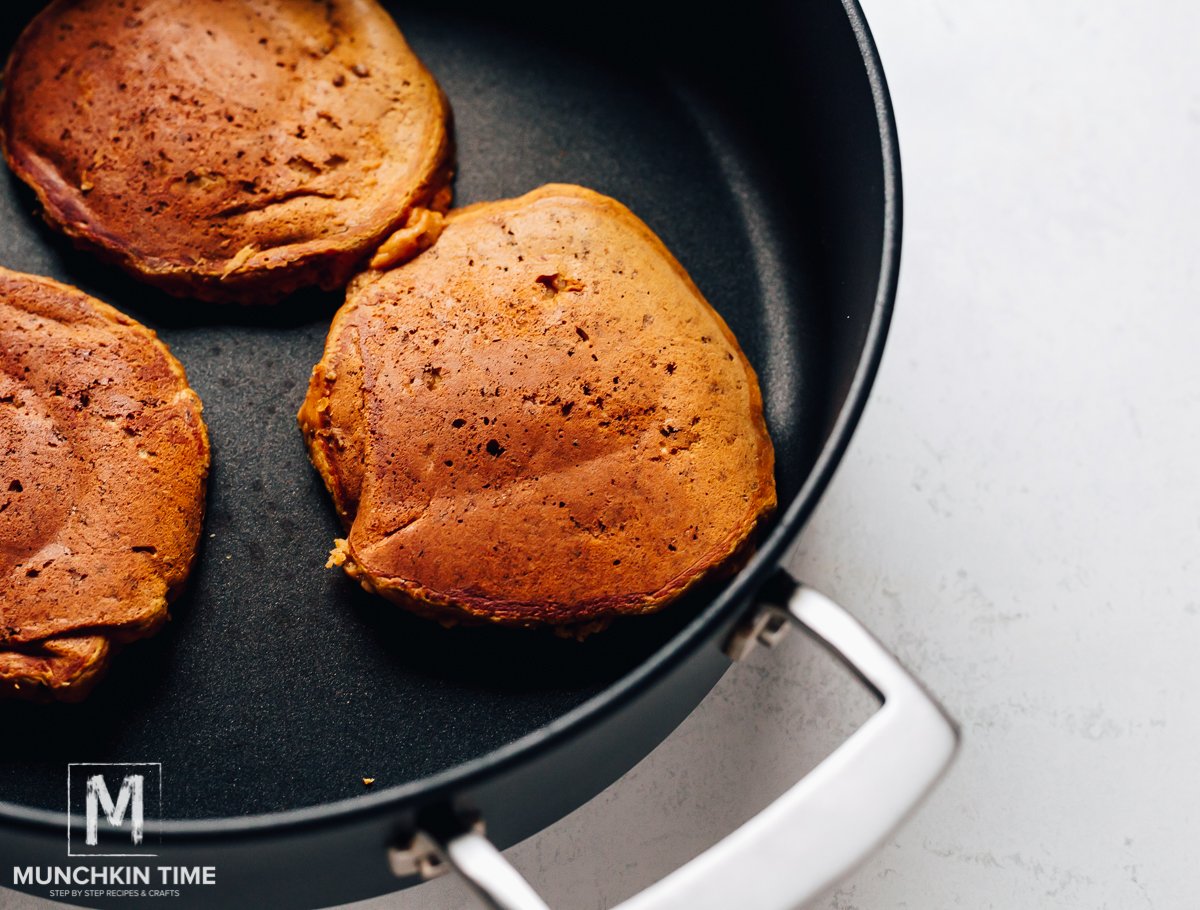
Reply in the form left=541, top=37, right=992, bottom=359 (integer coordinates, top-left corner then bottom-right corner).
left=299, top=184, right=776, bottom=630
left=0, top=636, right=109, bottom=703
left=0, top=0, right=453, bottom=304
left=0, top=268, right=209, bottom=700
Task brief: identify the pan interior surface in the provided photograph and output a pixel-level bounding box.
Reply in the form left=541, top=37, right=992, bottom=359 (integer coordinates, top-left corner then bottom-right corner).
left=0, top=0, right=860, bottom=823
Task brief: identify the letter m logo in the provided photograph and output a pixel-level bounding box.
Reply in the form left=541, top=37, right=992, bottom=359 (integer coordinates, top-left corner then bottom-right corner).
left=86, top=774, right=143, bottom=845
left=67, top=763, right=161, bottom=856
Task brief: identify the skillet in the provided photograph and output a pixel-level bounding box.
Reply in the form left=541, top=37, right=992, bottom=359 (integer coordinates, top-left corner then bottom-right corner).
left=0, top=1, right=957, bottom=907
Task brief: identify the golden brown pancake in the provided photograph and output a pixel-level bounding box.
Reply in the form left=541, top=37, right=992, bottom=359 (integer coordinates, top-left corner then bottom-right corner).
left=0, top=268, right=209, bottom=700
left=0, top=636, right=109, bottom=703
left=0, top=0, right=452, bottom=304
left=299, top=184, right=776, bottom=630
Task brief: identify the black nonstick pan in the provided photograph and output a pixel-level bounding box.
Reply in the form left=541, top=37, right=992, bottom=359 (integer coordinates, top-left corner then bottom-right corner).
left=0, top=2, right=958, bottom=908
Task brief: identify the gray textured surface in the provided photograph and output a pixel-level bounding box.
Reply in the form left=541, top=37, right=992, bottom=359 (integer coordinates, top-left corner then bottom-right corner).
left=5, top=0, right=1198, bottom=907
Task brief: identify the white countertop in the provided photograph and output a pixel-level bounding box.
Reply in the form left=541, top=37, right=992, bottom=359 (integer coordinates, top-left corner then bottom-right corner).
left=8, top=1, right=1198, bottom=908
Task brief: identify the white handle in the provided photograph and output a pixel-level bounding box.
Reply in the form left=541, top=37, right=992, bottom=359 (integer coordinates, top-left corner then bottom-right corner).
left=615, top=581, right=960, bottom=909
left=413, top=579, right=960, bottom=910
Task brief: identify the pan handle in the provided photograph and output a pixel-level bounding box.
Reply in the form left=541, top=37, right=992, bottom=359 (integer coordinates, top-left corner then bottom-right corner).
left=409, top=574, right=959, bottom=910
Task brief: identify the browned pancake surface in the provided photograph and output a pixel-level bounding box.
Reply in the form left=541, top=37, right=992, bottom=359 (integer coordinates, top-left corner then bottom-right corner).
left=0, top=636, right=109, bottom=703
left=0, top=0, right=452, bottom=303
left=0, top=268, right=209, bottom=699
left=300, top=185, right=776, bottom=628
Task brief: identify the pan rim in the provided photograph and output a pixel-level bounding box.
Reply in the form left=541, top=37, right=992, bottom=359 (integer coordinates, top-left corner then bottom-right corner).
left=0, top=0, right=901, bottom=841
